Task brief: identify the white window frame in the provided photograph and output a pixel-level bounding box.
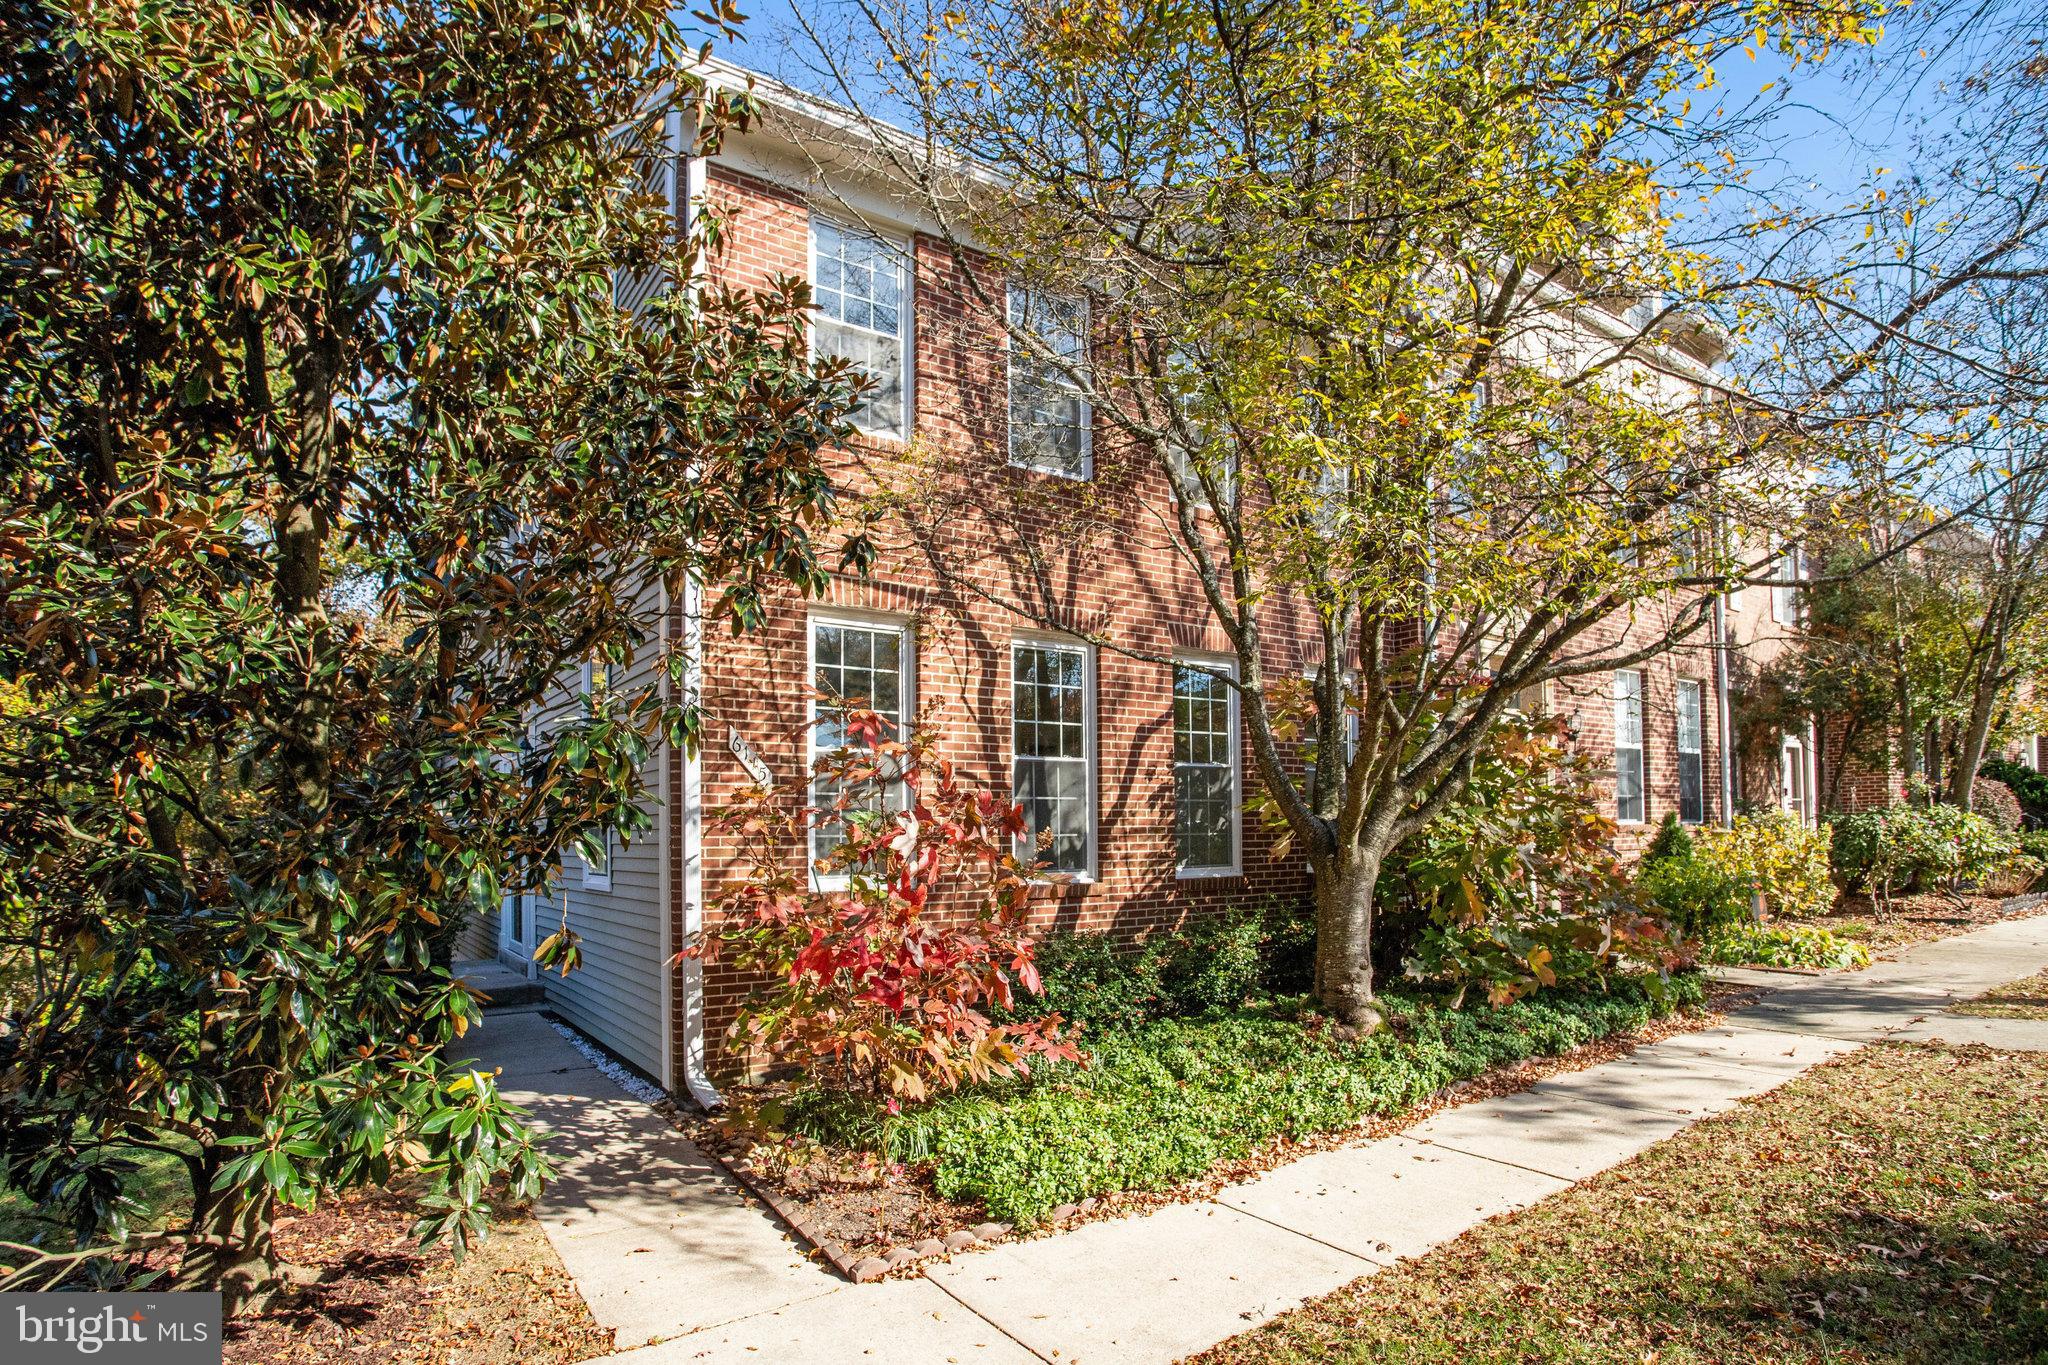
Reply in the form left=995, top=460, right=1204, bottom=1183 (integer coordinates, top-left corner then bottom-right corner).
left=1010, top=634, right=1098, bottom=881
left=1173, top=653, right=1242, bottom=879
left=1006, top=286, right=1092, bottom=480
left=578, top=661, right=615, bottom=892
left=1676, top=678, right=1705, bottom=826
left=1781, top=732, right=1808, bottom=822
left=806, top=609, right=917, bottom=890
left=1613, top=669, right=1646, bottom=825
left=1771, top=543, right=1801, bottom=625
left=808, top=216, right=914, bottom=442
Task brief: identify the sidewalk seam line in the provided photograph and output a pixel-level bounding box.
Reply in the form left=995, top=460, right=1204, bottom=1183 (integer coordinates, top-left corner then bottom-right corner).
left=1199, top=1197, right=1392, bottom=1270
left=924, top=1272, right=1059, bottom=1364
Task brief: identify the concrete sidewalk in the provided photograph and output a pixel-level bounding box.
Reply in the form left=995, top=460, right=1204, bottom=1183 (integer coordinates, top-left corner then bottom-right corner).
left=473, top=911, right=2048, bottom=1365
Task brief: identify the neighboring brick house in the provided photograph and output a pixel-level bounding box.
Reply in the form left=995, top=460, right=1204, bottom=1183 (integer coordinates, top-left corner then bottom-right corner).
left=481, top=65, right=1816, bottom=1096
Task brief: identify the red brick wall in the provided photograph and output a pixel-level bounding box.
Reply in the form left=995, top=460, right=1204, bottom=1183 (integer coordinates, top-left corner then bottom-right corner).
left=675, top=162, right=1765, bottom=1078
left=1547, top=628, right=1727, bottom=857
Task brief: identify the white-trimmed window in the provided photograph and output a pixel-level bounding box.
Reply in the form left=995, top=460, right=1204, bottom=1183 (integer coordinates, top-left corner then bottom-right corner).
left=1677, top=678, right=1705, bottom=826
left=1012, top=639, right=1094, bottom=875
left=1168, top=441, right=1237, bottom=510
left=1613, top=669, right=1646, bottom=824
left=1007, top=286, right=1090, bottom=478
left=578, top=662, right=614, bottom=891
left=1174, top=659, right=1240, bottom=876
left=1771, top=543, right=1801, bottom=625
left=1781, top=732, right=1809, bottom=822
left=811, top=218, right=910, bottom=440
left=808, top=614, right=914, bottom=878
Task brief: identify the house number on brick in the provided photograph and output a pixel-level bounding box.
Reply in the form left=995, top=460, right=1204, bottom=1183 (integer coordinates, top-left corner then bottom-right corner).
left=728, top=725, right=773, bottom=791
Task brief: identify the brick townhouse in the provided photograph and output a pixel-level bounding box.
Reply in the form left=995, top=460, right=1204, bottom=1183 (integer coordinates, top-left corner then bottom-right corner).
left=473, top=63, right=1822, bottom=1097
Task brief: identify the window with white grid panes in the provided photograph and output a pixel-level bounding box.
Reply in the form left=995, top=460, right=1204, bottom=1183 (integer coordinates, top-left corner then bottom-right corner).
left=1174, top=661, right=1238, bottom=873
left=809, top=617, right=911, bottom=875
left=1012, top=641, right=1092, bottom=874
left=811, top=219, right=908, bottom=439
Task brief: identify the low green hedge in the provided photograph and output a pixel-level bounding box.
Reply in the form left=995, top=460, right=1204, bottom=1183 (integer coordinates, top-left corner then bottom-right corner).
left=796, top=976, right=1704, bottom=1226
left=1703, top=921, right=1870, bottom=971
left=1010, top=902, right=1315, bottom=1030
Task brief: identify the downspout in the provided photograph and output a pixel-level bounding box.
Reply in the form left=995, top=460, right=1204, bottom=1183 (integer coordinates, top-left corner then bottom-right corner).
left=672, top=102, right=722, bottom=1110
left=1712, top=590, right=1735, bottom=829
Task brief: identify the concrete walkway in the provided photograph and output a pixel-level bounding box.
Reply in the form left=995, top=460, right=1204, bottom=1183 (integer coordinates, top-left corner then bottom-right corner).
left=468, top=911, right=2048, bottom=1365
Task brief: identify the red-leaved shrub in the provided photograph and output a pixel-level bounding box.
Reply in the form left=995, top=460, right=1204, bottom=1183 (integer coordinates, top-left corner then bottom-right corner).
left=691, top=710, right=1079, bottom=1100
left=1973, top=774, right=2024, bottom=832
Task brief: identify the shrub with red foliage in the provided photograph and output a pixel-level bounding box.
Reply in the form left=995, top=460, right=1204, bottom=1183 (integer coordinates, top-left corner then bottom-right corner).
left=1973, top=774, right=2024, bottom=832
left=691, top=710, right=1080, bottom=1101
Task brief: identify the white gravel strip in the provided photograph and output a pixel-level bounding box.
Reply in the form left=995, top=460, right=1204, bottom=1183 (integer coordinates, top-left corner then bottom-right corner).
left=548, top=1018, right=668, bottom=1106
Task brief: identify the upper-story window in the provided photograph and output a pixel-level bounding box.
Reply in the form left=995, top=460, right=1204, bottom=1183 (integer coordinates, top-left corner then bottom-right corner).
left=812, top=218, right=909, bottom=441
left=1771, top=543, right=1801, bottom=625
left=1169, top=441, right=1237, bottom=511
left=1008, top=286, right=1091, bottom=478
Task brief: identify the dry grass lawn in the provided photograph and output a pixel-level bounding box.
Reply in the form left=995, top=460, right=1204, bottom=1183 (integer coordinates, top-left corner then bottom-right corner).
left=1190, top=1043, right=2048, bottom=1365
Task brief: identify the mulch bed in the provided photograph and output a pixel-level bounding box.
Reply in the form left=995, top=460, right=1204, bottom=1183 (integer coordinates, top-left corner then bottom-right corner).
left=1812, top=889, right=2047, bottom=960
left=223, top=1189, right=611, bottom=1365
left=685, top=983, right=1761, bottom=1279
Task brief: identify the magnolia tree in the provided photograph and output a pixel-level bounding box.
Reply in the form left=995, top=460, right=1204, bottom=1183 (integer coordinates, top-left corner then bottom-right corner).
left=0, top=0, right=866, bottom=1308
left=768, top=0, right=1969, bottom=1028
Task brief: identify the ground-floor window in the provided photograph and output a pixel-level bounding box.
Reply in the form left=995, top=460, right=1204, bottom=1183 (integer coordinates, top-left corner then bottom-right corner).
left=809, top=614, right=914, bottom=879
left=1613, top=669, right=1646, bottom=824
left=1174, top=659, right=1239, bottom=875
left=1677, top=678, right=1705, bottom=825
left=1013, top=639, right=1093, bottom=875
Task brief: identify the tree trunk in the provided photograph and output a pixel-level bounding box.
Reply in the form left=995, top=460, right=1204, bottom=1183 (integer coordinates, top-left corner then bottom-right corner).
left=1312, top=844, right=1384, bottom=1032
left=177, top=1174, right=284, bottom=1317
left=1949, top=675, right=2000, bottom=811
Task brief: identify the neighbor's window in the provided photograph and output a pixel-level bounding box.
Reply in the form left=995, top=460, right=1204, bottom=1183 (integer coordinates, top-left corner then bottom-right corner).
left=812, top=218, right=909, bottom=440
left=1173, top=661, right=1238, bottom=874
left=1771, top=543, right=1801, bottom=625
left=810, top=616, right=913, bottom=875
left=1007, top=286, right=1090, bottom=477
left=1781, top=733, right=1808, bottom=823
left=1012, top=640, right=1093, bottom=874
left=1613, top=669, right=1646, bottom=824
left=1677, top=678, right=1705, bottom=825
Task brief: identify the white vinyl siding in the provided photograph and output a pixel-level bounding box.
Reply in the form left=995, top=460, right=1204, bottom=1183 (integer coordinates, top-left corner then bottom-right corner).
left=1613, top=669, right=1646, bottom=824
left=1173, top=660, right=1239, bottom=875
left=1012, top=640, right=1094, bottom=875
left=808, top=614, right=913, bottom=880
left=578, top=662, right=614, bottom=891
left=811, top=219, right=909, bottom=440
left=540, top=632, right=664, bottom=1079
left=1007, top=287, right=1090, bottom=477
